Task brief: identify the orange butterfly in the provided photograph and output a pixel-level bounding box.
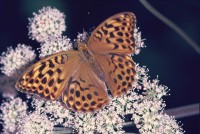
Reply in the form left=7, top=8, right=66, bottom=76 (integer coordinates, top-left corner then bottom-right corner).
left=15, top=12, right=136, bottom=112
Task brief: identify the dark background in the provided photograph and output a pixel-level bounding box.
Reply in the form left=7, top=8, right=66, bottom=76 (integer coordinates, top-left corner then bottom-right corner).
left=0, top=0, right=199, bottom=133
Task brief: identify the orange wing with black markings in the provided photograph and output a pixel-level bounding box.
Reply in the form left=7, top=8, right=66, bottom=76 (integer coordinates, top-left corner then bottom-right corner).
left=62, top=62, right=109, bottom=112
left=16, top=51, right=79, bottom=100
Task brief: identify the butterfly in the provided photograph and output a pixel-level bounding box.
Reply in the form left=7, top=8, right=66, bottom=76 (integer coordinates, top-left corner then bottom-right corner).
left=15, top=12, right=136, bottom=112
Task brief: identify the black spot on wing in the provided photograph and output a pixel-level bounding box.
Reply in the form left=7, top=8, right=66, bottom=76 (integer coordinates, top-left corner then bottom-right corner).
left=47, top=70, right=53, bottom=76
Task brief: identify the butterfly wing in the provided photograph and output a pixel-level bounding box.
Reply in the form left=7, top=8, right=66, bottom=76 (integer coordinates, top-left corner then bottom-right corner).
left=87, top=12, right=136, bottom=97
left=15, top=51, right=79, bottom=101
left=88, top=12, right=136, bottom=55
left=94, top=54, right=136, bottom=97
left=62, top=62, right=109, bottom=112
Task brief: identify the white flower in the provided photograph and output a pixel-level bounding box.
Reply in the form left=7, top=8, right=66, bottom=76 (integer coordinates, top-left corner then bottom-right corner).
left=95, top=109, right=124, bottom=133
left=76, top=31, right=89, bottom=42
left=73, top=31, right=90, bottom=49
left=18, top=111, right=54, bottom=134
left=133, top=27, right=145, bottom=55
left=74, top=112, right=95, bottom=133
left=111, top=88, right=140, bottom=115
left=134, top=112, right=184, bottom=134
left=30, top=98, right=74, bottom=128
left=0, top=98, right=27, bottom=133
left=0, top=44, right=36, bottom=77
left=43, top=101, right=74, bottom=127
left=28, top=7, right=66, bottom=43
left=135, top=65, right=149, bottom=88
left=132, top=85, right=183, bottom=134
left=142, top=78, right=169, bottom=101
left=39, top=36, right=73, bottom=57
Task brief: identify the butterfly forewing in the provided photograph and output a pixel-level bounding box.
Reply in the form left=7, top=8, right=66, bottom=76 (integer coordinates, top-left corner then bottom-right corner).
left=16, top=51, right=79, bottom=100
left=62, top=62, right=109, bottom=112
left=88, top=12, right=136, bottom=54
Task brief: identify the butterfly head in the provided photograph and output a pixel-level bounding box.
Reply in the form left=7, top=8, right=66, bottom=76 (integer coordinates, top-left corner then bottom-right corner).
left=77, top=41, right=95, bottom=63
left=78, top=41, right=87, bottom=51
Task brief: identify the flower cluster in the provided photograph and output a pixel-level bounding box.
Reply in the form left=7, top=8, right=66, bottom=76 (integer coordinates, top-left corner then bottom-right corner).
left=131, top=66, right=184, bottom=133
left=0, top=44, right=36, bottom=77
left=41, top=100, right=74, bottom=127
left=95, top=109, right=125, bottom=134
left=18, top=111, right=54, bottom=134
left=0, top=98, right=27, bottom=133
left=0, top=7, right=184, bottom=134
left=112, top=88, right=142, bottom=115
left=73, top=113, right=96, bottom=133
left=76, top=31, right=90, bottom=43
left=39, top=36, right=73, bottom=57
left=28, top=6, right=66, bottom=43
left=133, top=27, right=145, bottom=55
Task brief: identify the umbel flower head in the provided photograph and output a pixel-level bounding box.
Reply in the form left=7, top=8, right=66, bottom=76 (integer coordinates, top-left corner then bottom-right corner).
left=0, top=98, right=27, bottom=133
left=133, top=27, right=146, bottom=55
left=39, top=36, right=73, bottom=58
left=18, top=111, right=54, bottom=134
left=28, top=6, right=66, bottom=43
left=0, top=44, right=36, bottom=77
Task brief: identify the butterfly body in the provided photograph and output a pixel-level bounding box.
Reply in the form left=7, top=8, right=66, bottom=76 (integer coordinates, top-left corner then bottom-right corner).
left=78, top=42, right=95, bottom=63
left=16, top=12, right=136, bottom=112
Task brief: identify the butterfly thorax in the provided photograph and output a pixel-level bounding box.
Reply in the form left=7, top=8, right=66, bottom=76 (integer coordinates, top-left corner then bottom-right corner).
left=78, top=42, right=94, bottom=63
left=78, top=42, right=106, bottom=81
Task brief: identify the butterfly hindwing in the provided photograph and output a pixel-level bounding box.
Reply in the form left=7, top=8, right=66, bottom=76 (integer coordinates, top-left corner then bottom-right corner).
left=62, top=62, right=109, bottom=112
left=94, top=54, right=136, bottom=97
left=88, top=12, right=136, bottom=54
left=16, top=51, right=79, bottom=100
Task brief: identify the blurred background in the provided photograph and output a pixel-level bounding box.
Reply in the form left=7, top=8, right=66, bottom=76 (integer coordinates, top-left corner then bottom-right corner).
left=0, top=0, right=199, bottom=133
